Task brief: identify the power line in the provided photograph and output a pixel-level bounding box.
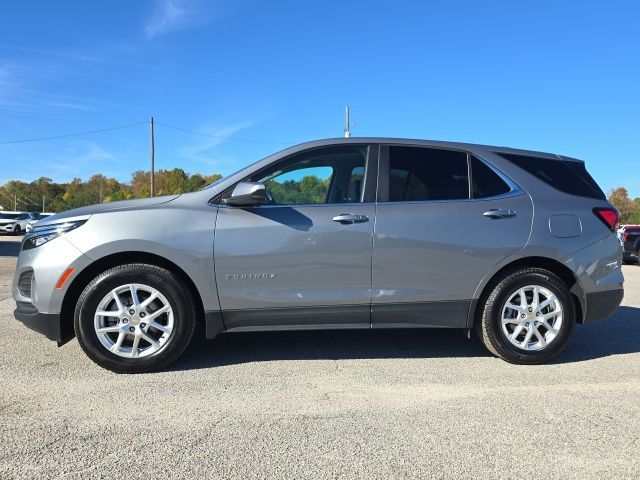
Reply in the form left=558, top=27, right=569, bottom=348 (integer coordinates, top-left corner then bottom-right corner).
left=155, top=121, right=292, bottom=145
left=0, top=119, right=296, bottom=147
left=20, top=195, right=40, bottom=207
left=0, top=189, right=15, bottom=205
left=0, top=121, right=147, bottom=145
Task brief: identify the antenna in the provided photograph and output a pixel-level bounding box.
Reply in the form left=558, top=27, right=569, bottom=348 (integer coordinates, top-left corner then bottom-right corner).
left=344, top=105, right=351, bottom=138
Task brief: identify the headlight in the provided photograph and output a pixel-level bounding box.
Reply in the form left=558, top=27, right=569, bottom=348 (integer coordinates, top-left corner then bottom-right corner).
left=22, top=220, right=87, bottom=250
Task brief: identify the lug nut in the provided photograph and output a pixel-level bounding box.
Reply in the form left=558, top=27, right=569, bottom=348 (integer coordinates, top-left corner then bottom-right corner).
left=140, top=323, right=146, bottom=328
left=521, top=314, right=526, bottom=318
left=525, top=323, right=529, bottom=327
left=123, top=318, right=129, bottom=324
left=140, top=312, right=146, bottom=318
left=129, top=309, right=135, bottom=315
left=528, top=307, right=533, bottom=312
left=535, top=321, right=539, bottom=325
left=129, top=326, right=135, bottom=332
left=536, top=312, right=540, bottom=317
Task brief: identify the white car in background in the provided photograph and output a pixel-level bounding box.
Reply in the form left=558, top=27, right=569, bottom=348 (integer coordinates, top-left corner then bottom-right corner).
left=25, top=213, right=55, bottom=233
left=0, top=211, right=22, bottom=231
left=1, top=212, right=36, bottom=235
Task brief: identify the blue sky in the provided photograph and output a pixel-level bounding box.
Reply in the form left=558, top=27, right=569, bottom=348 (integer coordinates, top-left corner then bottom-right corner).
left=0, top=0, right=639, bottom=196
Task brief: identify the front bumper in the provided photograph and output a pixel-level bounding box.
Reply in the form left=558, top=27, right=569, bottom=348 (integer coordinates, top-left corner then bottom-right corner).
left=14, top=302, right=69, bottom=342
left=583, top=289, right=624, bottom=324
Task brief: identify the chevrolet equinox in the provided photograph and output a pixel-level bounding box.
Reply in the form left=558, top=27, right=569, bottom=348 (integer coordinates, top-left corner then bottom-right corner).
left=13, top=138, right=624, bottom=372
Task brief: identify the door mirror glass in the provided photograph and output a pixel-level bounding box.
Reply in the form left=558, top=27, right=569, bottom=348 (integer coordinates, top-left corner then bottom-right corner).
left=224, top=182, right=267, bottom=206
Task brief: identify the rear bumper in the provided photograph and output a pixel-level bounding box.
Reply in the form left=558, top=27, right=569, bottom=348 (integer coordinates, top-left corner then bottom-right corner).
left=583, top=289, right=624, bottom=324
left=14, top=302, right=67, bottom=342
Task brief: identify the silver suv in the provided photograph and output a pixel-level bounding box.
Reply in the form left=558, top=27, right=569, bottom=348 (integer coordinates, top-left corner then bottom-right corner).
left=13, top=139, right=624, bottom=373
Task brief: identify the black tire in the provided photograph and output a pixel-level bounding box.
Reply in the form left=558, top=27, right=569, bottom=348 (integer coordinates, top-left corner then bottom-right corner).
left=14, top=225, right=21, bottom=235
left=74, top=263, right=196, bottom=373
left=477, top=268, right=575, bottom=364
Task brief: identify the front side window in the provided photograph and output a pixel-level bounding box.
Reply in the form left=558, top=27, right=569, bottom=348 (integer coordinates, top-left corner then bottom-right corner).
left=388, top=146, right=469, bottom=202
left=251, top=146, right=368, bottom=205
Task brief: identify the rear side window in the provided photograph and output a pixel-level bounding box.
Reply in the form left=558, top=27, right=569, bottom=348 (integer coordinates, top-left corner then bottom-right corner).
left=471, top=156, right=511, bottom=198
left=388, top=146, right=469, bottom=202
left=496, top=152, right=605, bottom=200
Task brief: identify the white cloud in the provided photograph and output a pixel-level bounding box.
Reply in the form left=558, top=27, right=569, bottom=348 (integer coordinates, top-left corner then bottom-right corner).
left=179, top=121, right=256, bottom=167
left=144, top=0, right=198, bottom=38
left=144, top=0, right=242, bottom=38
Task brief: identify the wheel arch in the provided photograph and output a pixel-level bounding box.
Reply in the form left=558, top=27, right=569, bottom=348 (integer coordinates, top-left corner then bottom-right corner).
left=60, top=251, right=206, bottom=341
left=469, top=256, right=585, bottom=329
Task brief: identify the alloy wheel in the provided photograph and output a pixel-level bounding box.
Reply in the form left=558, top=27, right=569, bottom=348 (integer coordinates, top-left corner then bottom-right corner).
left=500, top=284, right=563, bottom=351
left=93, top=283, right=174, bottom=358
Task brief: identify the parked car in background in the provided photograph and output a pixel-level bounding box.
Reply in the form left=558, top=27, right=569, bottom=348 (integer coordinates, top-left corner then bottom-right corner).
left=621, top=225, right=640, bottom=264
left=25, top=213, right=55, bottom=233
left=12, top=138, right=624, bottom=373
left=1, top=212, right=35, bottom=235
left=0, top=211, right=22, bottom=232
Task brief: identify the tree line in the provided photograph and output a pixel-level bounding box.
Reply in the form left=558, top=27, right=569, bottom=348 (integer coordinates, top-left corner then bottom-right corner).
left=608, top=187, right=640, bottom=225
left=0, top=169, right=222, bottom=213
left=1, top=171, right=638, bottom=223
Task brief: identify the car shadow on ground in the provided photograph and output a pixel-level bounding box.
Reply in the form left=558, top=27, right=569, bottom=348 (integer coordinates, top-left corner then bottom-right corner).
left=0, top=237, right=22, bottom=257
left=171, top=306, right=640, bottom=371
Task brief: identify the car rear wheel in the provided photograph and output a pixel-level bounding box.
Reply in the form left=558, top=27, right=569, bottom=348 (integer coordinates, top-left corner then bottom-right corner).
left=74, top=263, right=196, bottom=373
left=477, top=268, right=575, bottom=364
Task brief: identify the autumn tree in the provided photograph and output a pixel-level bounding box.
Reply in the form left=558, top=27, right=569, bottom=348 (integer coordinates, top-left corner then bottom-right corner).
left=608, top=187, right=638, bottom=224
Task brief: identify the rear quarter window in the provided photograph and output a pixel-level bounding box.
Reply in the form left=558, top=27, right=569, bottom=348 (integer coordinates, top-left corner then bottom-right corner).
left=496, top=152, right=605, bottom=200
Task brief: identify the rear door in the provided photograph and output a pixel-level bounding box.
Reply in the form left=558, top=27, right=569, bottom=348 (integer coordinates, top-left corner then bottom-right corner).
left=371, top=145, right=533, bottom=327
left=214, top=144, right=378, bottom=330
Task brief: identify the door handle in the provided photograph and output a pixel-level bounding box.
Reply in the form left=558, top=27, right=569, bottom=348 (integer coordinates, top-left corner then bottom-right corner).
left=332, top=214, right=369, bottom=224
left=483, top=208, right=516, bottom=219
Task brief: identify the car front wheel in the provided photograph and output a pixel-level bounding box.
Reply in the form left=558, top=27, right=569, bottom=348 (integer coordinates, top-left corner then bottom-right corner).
left=74, top=263, right=196, bottom=373
left=477, top=268, right=575, bottom=364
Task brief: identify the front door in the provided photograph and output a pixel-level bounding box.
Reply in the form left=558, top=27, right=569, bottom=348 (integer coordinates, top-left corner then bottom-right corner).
left=214, top=144, right=378, bottom=330
left=372, top=145, right=533, bottom=327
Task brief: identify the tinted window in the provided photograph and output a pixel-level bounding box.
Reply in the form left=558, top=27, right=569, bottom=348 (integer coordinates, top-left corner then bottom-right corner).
left=496, top=152, right=605, bottom=200
left=471, top=156, right=511, bottom=198
left=388, top=146, right=469, bottom=202
left=251, top=146, right=368, bottom=205
left=0, top=213, right=20, bottom=220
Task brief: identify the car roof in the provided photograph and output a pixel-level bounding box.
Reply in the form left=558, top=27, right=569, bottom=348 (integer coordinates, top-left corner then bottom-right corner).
left=275, top=137, right=575, bottom=162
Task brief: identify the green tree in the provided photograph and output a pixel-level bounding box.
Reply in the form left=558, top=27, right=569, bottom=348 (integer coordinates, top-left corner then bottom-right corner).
left=608, top=187, right=636, bottom=224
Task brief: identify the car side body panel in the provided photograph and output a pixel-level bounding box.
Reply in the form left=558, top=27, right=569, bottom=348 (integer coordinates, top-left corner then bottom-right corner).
left=11, top=138, right=624, bottom=346
left=371, top=193, right=534, bottom=327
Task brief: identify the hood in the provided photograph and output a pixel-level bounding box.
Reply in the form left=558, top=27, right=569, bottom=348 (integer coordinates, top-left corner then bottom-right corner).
left=38, top=194, right=181, bottom=225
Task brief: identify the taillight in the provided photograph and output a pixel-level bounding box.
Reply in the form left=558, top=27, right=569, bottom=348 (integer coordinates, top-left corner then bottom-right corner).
left=593, top=207, right=620, bottom=231
left=623, top=231, right=629, bottom=242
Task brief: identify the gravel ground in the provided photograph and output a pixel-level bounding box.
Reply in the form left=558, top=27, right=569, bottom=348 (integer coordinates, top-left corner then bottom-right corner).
left=1, top=235, right=639, bottom=479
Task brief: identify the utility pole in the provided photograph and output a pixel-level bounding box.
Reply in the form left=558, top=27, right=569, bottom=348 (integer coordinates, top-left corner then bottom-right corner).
left=42, top=195, right=45, bottom=213
left=14, top=189, right=17, bottom=211
left=150, top=116, right=155, bottom=197
left=344, top=105, right=351, bottom=138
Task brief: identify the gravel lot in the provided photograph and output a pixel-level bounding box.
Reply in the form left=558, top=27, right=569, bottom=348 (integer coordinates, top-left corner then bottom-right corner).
left=1, top=234, right=639, bottom=479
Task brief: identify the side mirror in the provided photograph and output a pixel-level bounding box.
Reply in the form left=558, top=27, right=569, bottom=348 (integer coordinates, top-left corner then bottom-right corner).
left=224, top=182, right=267, bottom=206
